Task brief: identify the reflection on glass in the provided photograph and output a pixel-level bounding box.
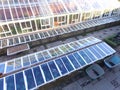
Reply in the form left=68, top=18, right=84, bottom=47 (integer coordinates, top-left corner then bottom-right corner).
left=59, top=46, right=69, bottom=53
left=54, top=47, right=63, bottom=55
left=6, top=61, right=14, bottom=73
left=22, top=56, right=30, bottom=66
left=49, top=49, right=58, bottom=57
left=15, top=58, right=22, bottom=69
left=42, top=51, right=51, bottom=59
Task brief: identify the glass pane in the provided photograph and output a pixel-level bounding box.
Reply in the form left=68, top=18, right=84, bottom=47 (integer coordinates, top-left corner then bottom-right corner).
left=93, top=45, right=106, bottom=57
left=49, top=49, right=58, bottom=57
left=15, top=72, right=26, bottom=90
left=6, top=61, right=14, bottom=73
left=59, top=46, right=69, bottom=53
left=25, top=69, right=36, bottom=89
left=54, top=47, right=63, bottom=55
left=15, top=59, right=22, bottom=69
left=55, top=59, right=68, bottom=75
left=83, top=48, right=97, bottom=61
left=36, top=52, right=45, bottom=61
left=67, top=54, right=80, bottom=69
left=0, top=79, right=3, bottom=90
left=97, top=43, right=111, bottom=55
left=0, top=63, right=5, bottom=73
left=61, top=56, right=74, bottom=72
left=29, top=55, right=37, bottom=64
left=41, top=64, right=53, bottom=82
left=102, top=42, right=115, bottom=54
left=88, top=46, right=102, bottom=59
left=22, top=56, right=30, bottom=66
left=33, top=66, right=44, bottom=86
left=42, top=51, right=51, bottom=59
left=78, top=50, right=91, bottom=63
left=73, top=52, right=86, bottom=66
left=48, top=61, right=60, bottom=78
left=64, top=44, right=74, bottom=51
left=6, top=75, right=15, bottom=90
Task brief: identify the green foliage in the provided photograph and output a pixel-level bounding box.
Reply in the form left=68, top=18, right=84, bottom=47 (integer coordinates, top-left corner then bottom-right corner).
left=104, top=35, right=119, bottom=47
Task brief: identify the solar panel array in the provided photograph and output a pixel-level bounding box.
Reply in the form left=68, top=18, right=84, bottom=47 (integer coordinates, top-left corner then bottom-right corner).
left=0, top=37, right=116, bottom=90
left=0, top=37, right=101, bottom=74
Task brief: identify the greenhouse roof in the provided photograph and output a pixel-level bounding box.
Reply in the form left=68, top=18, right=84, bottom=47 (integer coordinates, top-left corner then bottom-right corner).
left=0, top=0, right=120, bottom=22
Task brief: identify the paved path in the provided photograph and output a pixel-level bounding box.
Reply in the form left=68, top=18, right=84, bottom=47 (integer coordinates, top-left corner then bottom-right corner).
left=62, top=65, right=120, bottom=90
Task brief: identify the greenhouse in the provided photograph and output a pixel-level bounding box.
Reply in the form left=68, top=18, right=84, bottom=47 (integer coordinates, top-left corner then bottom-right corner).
left=0, top=0, right=120, bottom=49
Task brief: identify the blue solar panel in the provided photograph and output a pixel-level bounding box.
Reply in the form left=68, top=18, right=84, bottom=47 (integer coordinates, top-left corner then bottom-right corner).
left=73, top=52, right=86, bottom=66
left=93, top=45, right=106, bottom=57
left=88, top=46, right=102, bottom=59
left=102, top=42, right=115, bottom=53
left=0, top=78, right=4, bottom=90
left=78, top=50, right=92, bottom=63
left=67, top=54, right=80, bottom=69
left=33, top=66, right=44, bottom=86
left=83, top=48, right=97, bottom=61
left=15, top=72, right=26, bottom=90
left=61, top=56, right=74, bottom=72
left=25, top=69, right=36, bottom=89
left=55, top=59, right=68, bottom=75
left=48, top=61, right=60, bottom=78
left=0, top=63, right=5, bottom=73
left=6, top=75, right=15, bottom=90
left=97, top=43, right=111, bottom=55
left=41, top=64, right=53, bottom=81
left=1, top=38, right=116, bottom=90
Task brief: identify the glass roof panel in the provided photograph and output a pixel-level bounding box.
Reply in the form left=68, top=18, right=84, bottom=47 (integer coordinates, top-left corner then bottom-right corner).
left=88, top=0, right=102, bottom=10
left=62, top=0, right=79, bottom=13
left=47, top=0, right=67, bottom=15
left=75, top=0, right=92, bottom=12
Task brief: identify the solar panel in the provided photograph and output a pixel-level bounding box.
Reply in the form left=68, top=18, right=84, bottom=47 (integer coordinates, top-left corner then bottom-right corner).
left=83, top=48, right=97, bottom=61
left=33, top=66, right=44, bottom=86
left=67, top=54, right=81, bottom=69
left=0, top=79, right=4, bottom=90
left=41, top=64, right=53, bottom=82
left=61, top=56, right=74, bottom=72
left=88, top=46, right=102, bottom=59
left=24, top=69, right=36, bottom=89
left=0, top=37, right=117, bottom=90
left=78, top=50, right=92, bottom=63
left=48, top=61, right=61, bottom=78
left=97, top=43, right=112, bottom=55
left=15, top=72, right=26, bottom=90
left=73, top=52, right=86, bottom=66
left=55, top=59, right=68, bottom=75
left=6, top=75, right=15, bottom=90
